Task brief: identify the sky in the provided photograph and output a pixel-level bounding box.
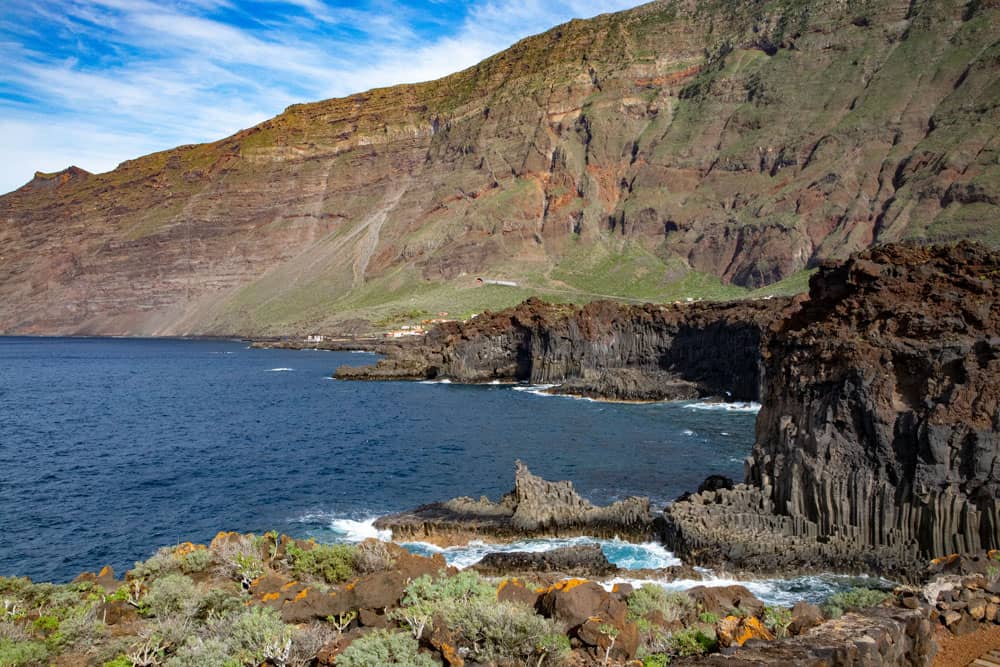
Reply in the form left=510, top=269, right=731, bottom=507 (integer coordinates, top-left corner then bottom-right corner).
left=0, top=0, right=642, bottom=195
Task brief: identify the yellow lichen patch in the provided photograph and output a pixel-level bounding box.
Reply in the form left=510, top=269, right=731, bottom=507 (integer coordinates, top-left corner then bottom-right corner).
left=496, top=578, right=520, bottom=597
left=438, top=641, right=464, bottom=667
left=727, top=616, right=775, bottom=646
left=345, top=581, right=357, bottom=591
left=172, top=542, right=206, bottom=559
left=210, top=531, right=241, bottom=550
left=294, top=588, right=309, bottom=601
left=537, top=578, right=590, bottom=595
left=931, top=553, right=960, bottom=566
left=262, top=592, right=280, bottom=602
left=280, top=581, right=299, bottom=591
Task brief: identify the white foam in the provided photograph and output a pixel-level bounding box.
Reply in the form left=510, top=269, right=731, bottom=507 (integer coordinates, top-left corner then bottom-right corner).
left=400, top=536, right=680, bottom=571
left=329, top=517, right=392, bottom=542
left=418, top=378, right=453, bottom=384
left=683, top=401, right=761, bottom=413
left=265, top=367, right=294, bottom=372
left=682, top=429, right=695, bottom=436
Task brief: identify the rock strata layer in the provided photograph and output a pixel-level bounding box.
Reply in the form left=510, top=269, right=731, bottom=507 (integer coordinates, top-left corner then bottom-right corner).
left=375, top=460, right=653, bottom=544
left=337, top=297, right=789, bottom=402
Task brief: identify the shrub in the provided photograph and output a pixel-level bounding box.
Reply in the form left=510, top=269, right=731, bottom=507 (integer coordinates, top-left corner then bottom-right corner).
left=336, top=629, right=439, bottom=666
left=642, top=654, right=670, bottom=667
left=58, top=604, right=109, bottom=647
left=179, top=549, right=214, bottom=575
left=103, top=657, right=132, bottom=667
left=0, top=621, right=29, bottom=643
left=822, top=587, right=891, bottom=618
left=285, top=542, right=357, bottom=584
left=193, top=589, right=245, bottom=621
left=132, top=547, right=181, bottom=581
left=763, top=606, right=792, bottom=638
left=227, top=606, right=294, bottom=665
left=355, top=541, right=395, bottom=574
left=391, top=571, right=495, bottom=637
left=536, top=633, right=571, bottom=666
left=213, top=536, right=265, bottom=589
left=288, top=623, right=339, bottom=667
left=445, top=598, right=560, bottom=664
left=144, top=574, right=202, bottom=619
left=698, top=611, right=719, bottom=624
left=668, top=628, right=715, bottom=657
left=627, top=585, right=693, bottom=624
left=0, top=639, right=49, bottom=666
left=164, top=636, right=239, bottom=667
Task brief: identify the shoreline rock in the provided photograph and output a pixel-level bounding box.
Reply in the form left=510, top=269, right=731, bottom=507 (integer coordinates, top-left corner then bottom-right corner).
left=374, top=460, right=654, bottom=544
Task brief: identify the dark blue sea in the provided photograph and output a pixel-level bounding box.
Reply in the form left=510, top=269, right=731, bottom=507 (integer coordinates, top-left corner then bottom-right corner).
left=1, top=337, right=878, bottom=603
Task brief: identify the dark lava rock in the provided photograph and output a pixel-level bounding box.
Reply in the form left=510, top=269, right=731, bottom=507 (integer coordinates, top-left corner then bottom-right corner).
left=472, top=544, right=616, bottom=577
left=376, top=460, right=653, bottom=543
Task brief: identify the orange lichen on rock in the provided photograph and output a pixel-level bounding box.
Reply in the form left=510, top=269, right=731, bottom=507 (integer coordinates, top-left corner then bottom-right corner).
left=438, top=642, right=464, bottom=667
left=172, top=542, right=206, bottom=559
left=281, top=581, right=299, bottom=591
left=210, top=531, right=241, bottom=550
left=718, top=615, right=775, bottom=647
left=294, top=588, right=309, bottom=601
left=262, top=592, right=280, bottom=602
left=497, top=578, right=520, bottom=596
left=537, top=578, right=590, bottom=594
left=98, top=566, right=113, bottom=578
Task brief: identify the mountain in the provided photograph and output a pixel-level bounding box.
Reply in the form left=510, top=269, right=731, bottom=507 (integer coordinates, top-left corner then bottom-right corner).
left=1, top=0, right=997, bottom=336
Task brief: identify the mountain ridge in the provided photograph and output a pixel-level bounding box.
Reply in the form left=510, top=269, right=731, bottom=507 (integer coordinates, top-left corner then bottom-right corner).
left=1, top=0, right=997, bottom=335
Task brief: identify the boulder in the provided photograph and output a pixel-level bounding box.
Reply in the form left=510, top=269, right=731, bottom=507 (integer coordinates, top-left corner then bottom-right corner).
left=789, top=601, right=824, bottom=635
left=717, top=615, right=775, bottom=647
left=687, top=585, right=765, bottom=619
left=496, top=579, right=541, bottom=607
left=472, top=544, right=615, bottom=577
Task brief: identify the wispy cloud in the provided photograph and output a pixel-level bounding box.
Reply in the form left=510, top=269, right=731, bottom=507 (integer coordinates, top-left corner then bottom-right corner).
left=0, top=0, right=640, bottom=194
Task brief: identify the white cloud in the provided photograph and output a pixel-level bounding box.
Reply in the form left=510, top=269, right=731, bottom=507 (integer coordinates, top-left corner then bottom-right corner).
left=0, top=0, right=642, bottom=194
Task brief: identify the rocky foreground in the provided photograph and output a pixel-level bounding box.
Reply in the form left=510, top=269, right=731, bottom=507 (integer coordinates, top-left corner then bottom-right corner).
left=5, top=529, right=1000, bottom=666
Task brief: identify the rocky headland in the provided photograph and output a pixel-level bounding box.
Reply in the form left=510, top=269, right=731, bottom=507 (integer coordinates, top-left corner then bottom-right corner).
left=664, top=241, right=1000, bottom=580
left=336, top=296, right=789, bottom=402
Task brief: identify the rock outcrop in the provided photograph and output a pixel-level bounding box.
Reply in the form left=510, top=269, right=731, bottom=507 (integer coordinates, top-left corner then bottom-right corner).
left=337, top=297, right=789, bottom=402
left=748, top=242, right=1000, bottom=561
left=2, top=1, right=997, bottom=335
left=375, top=460, right=653, bottom=544
left=665, top=242, right=999, bottom=579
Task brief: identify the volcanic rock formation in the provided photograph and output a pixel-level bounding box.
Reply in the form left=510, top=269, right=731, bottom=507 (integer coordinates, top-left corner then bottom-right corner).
left=337, top=296, right=789, bottom=401
left=1, top=0, right=997, bottom=335
left=665, top=242, right=1000, bottom=578
left=374, top=460, right=653, bottom=544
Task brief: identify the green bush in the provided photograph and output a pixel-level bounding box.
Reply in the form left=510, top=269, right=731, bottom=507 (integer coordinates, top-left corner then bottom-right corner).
left=445, top=598, right=561, bottom=664
left=0, top=639, right=49, bottom=666
left=642, top=654, right=670, bottom=667
left=58, top=605, right=109, bottom=648
left=179, top=549, right=214, bottom=575
left=822, top=587, right=891, bottom=618
left=355, top=541, right=395, bottom=574
left=164, top=636, right=239, bottom=667
left=627, top=585, right=693, bottom=623
left=763, top=606, right=792, bottom=638
left=336, top=629, right=439, bottom=666
left=194, top=589, right=245, bottom=621
left=227, top=606, right=294, bottom=664
left=285, top=543, right=357, bottom=584
left=391, top=571, right=496, bottom=637
left=698, top=611, right=719, bottom=624
left=103, top=657, right=132, bottom=667
left=131, top=547, right=181, bottom=581
left=668, top=628, right=715, bottom=657
left=144, top=574, right=202, bottom=619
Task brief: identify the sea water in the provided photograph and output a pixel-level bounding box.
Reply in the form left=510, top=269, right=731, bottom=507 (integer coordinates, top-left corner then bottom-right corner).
left=0, top=337, right=874, bottom=603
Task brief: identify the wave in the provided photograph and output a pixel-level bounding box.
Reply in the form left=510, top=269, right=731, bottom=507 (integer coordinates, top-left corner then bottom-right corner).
left=400, top=536, right=680, bottom=570
left=265, top=367, right=295, bottom=372
left=683, top=401, right=761, bottom=413
left=604, top=572, right=892, bottom=607
left=293, top=512, right=392, bottom=542
left=418, top=379, right=453, bottom=384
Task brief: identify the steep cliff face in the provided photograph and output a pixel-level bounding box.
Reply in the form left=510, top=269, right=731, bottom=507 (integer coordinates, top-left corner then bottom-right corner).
left=337, top=296, right=789, bottom=401
left=1, top=0, right=997, bottom=335
left=747, top=242, right=1000, bottom=559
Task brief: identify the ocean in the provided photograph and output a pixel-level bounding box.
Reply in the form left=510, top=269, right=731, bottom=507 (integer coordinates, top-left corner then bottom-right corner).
left=0, top=337, right=879, bottom=603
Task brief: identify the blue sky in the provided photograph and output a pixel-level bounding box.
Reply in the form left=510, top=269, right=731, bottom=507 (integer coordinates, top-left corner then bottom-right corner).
left=0, top=0, right=641, bottom=194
